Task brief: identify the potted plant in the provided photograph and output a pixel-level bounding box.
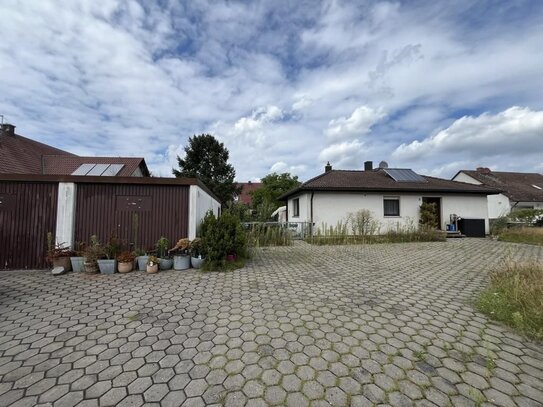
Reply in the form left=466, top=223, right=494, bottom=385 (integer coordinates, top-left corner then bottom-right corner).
left=147, top=255, right=159, bottom=273
left=46, top=232, right=74, bottom=271
left=156, top=236, right=173, bottom=270
left=47, top=245, right=75, bottom=271
left=134, top=248, right=148, bottom=271
left=169, top=238, right=191, bottom=270
left=117, top=251, right=135, bottom=273
left=70, top=242, right=85, bottom=272
left=82, top=235, right=104, bottom=274
left=190, top=238, right=205, bottom=269
left=97, top=235, right=121, bottom=275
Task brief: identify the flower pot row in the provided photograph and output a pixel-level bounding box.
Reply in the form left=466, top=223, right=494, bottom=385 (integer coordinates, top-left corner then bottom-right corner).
left=48, top=235, right=206, bottom=275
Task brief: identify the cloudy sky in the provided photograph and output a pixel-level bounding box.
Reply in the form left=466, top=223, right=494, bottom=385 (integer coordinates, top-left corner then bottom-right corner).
left=1, top=0, right=542, bottom=181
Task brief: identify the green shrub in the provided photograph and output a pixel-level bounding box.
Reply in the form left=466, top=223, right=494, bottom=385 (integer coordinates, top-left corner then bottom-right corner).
left=199, top=210, right=247, bottom=271
left=419, top=202, right=438, bottom=229
left=476, top=260, right=543, bottom=340
left=490, top=216, right=509, bottom=235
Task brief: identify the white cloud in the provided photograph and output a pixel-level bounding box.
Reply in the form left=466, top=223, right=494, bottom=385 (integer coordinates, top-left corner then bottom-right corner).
left=326, top=106, right=385, bottom=141
left=393, top=107, right=543, bottom=161
left=233, top=106, right=283, bottom=139
left=269, top=161, right=307, bottom=175
left=319, top=140, right=365, bottom=168
left=1, top=1, right=543, bottom=182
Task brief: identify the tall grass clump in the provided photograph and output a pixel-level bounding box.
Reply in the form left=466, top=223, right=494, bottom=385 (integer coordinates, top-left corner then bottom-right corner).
left=497, top=227, right=543, bottom=246
left=476, top=260, right=543, bottom=340
left=383, top=220, right=446, bottom=243
left=245, top=223, right=292, bottom=247
left=308, top=210, right=445, bottom=245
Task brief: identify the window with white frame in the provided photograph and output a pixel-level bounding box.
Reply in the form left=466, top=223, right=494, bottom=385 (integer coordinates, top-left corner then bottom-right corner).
left=383, top=197, right=400, bottom=217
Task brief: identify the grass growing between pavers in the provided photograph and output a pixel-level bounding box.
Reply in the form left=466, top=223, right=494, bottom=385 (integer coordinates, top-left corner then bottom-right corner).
left=497, top=227, right=543, bottom=246
left=476, top=260, right=543, bottom=340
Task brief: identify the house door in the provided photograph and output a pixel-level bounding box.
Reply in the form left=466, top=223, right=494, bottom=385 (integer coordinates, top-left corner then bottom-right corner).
left=422, top=197, right=442, bottom=230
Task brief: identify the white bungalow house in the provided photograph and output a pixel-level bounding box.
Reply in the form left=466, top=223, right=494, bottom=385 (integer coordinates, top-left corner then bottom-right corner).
left=453, top=168, right=543, bottom=219
left=280, top=161, right=500, bottom=236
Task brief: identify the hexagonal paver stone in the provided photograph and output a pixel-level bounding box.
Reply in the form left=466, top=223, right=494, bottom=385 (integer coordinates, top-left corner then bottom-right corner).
left=261, top=369, right=281, bottom=386
left=144, top=383, right=169, bottom=403
left=286, top=392, right=309, bottom=407
left=117, top=394, right=144, bottom=407
left=160, top=390, right=187, bottom=407
left=55, top=391, right=84, bottom=407
left=302, top=380, right=325, bottom=400
left=282, top=374, right=303, bottom=392
left=265, top=385, right=287, bottom=405
left=128, top=377, right=152, bottom=394
left=100, top=386, right=127, bottom=406
left=224, top=390, right=247, bottom=407
left=363, top=384, right=386, bottom=404
left=243, top=380, right=265, bottom=398
left=184, top=378, right=208, bottom=398
left=86, top=380, right=112, bottom=398
left=39, top=384, right=70, bottom=403
left=388, top=392, right=414, bottom=407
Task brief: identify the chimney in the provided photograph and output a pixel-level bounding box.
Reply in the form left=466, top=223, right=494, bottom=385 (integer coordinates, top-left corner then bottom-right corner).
left=1, top=123, right=15, bottom=136
left=325, top=162, right=332, bottom=172
left=364, top=161, right=373, bottom=171
left=476, top=167, right=491, bottom=174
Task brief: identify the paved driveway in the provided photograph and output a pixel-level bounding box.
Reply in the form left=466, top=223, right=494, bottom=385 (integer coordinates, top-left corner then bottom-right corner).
left=1, top=239, right=542, bottom=407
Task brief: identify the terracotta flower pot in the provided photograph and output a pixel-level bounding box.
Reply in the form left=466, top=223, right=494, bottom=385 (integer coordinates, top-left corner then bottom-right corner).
left=147, top=264, right=159, bottom=273
left=118, top=262, right=133, bottom=273
left=53, top=256, right=72, bottom=271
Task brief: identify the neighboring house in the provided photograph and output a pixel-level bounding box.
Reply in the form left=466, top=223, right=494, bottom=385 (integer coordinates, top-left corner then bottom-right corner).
left=280, top=161, right=499, bottom=235
left=453, top=168, right=543, bottom=218
left=234, top=181, right=263, bottom=205
left=0, top=123, right=150, bottom=176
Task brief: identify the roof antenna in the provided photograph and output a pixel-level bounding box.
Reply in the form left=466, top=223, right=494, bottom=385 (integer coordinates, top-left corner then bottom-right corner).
left=0, top=115, right=4, bottom=124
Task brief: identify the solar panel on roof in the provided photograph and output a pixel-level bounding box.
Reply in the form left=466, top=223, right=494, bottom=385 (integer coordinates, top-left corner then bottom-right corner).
left=101, top=164, right=124, bottom=176
left=384, top=168, right=426, bottom=183
left=71, top=163, right=96, bottom=175
left=87, top=163, right=110, bottom=176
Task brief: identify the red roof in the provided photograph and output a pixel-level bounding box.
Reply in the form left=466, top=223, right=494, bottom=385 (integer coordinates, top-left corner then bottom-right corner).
left=280, top=168, right=500, bottom=200
left=235, top=182, right=263, bottom=205
left=0, top=132, right=75, bottom=174
left=0, top=128, right=148, bottom=176
left=457, top=169, right=543, bottom=203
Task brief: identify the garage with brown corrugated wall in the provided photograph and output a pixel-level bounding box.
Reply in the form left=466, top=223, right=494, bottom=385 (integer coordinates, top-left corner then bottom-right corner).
left=0, top=181, right=58, bottom=269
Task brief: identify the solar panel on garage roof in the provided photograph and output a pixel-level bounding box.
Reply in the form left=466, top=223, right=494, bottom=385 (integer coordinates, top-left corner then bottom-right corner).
left=101, top=164, right=124, bottom=176
left=86, top=163, right=110, bottom=176
left=71, top=163, right=126, bottom=176
left=71, top=163, right=96, bottom=175
left=384, top=168, right=427, bottom=182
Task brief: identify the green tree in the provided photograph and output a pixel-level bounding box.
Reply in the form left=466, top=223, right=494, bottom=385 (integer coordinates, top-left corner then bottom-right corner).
left=173, top=134, right=240, bottom=204
left=250, top=172, right=301, bottom=220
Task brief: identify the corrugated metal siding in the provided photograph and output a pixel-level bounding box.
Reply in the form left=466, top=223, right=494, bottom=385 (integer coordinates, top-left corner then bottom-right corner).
left=74, top=184, right=189, bottom=251
left=0, top=182, right=58, bottom=269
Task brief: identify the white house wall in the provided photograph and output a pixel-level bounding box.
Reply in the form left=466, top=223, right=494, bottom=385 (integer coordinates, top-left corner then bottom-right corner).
left=487, top=193, right=511, bottom=218
left=288, top=193, right=310, bottom=222
left=452, top=172, right=511, bottom=219
left=440, top=195, right=489, bottom=233
left=288, top=191, right=490, bottom=234
left=188, top=185, right=221, bottom=239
